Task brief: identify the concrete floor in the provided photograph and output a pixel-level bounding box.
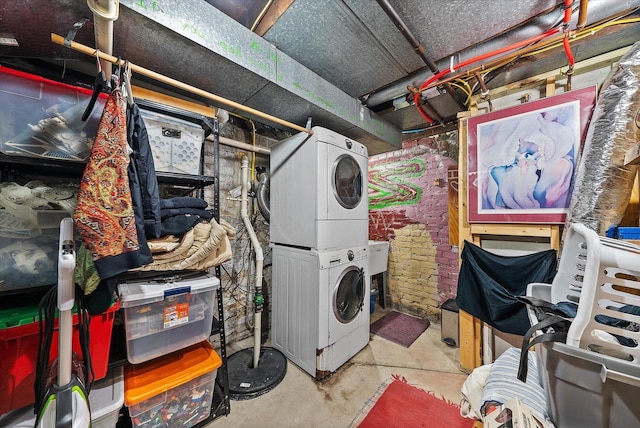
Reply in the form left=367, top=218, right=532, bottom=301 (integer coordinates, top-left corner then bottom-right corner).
left=208, top=307, right=468, bottom=427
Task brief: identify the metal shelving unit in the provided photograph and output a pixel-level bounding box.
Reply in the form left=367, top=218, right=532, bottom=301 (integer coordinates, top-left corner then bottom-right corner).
left=0, top=99, right=230, bottom=425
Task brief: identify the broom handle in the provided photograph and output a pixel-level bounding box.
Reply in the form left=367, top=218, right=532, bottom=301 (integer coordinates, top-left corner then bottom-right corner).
left=57, top=218, right=75, bottom=386
left=58, top=311, right=73, bottom=386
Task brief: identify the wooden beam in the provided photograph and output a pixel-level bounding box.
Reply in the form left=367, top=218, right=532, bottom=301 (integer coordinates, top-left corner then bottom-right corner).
left=51, top=33, right=313, bottom=135
left=132, top=86, right=216, bottom=118
left=457, top=111, right=478, bottom=372
left=254, top=0, right=296, bottom=36
left=470, top=224, right=560, bottom=238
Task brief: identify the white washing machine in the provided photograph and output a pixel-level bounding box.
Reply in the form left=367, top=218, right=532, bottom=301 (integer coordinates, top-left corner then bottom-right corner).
left=271, top=244, right=370, bottom=379
left=270, top=126, right=369, bottom=250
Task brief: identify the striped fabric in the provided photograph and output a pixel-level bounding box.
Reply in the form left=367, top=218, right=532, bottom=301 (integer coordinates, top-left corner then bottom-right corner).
left=481, top=347, right=548, bottom=419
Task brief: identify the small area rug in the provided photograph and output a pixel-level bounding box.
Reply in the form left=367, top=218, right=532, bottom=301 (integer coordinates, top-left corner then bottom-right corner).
left=350, top=376, right=474, bottom=428
left=370, top=311, right=430, bottom=347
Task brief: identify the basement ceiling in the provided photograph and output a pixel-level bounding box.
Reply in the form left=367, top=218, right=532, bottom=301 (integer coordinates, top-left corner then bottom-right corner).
left=0, top=0, right=639, bottom=154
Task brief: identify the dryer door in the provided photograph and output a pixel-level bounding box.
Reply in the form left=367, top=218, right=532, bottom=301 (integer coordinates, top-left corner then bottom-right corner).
left=332, top=154, right=364, bottom=210
left=333, top=266, right=365, bottom=324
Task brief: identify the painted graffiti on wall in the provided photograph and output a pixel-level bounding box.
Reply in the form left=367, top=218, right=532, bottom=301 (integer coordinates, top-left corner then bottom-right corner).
left=368, top=158, right=425, bottom=210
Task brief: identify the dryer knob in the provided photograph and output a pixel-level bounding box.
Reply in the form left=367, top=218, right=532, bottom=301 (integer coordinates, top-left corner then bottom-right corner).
left=346, top=140, right=352, bottom=149
left=347, top=250, right=354, bottom=261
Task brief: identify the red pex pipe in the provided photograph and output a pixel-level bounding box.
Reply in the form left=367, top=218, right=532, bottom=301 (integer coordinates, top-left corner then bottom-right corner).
left=564, top=0, right=573, bottom=24
left=563, top=37, right=575, bottom=66
left=414, top=27, right=561, bottom=123
left=563, top=0, right=575, bottom=67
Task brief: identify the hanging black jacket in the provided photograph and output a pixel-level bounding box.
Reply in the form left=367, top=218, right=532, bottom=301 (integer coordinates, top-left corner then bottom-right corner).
left=127, top=102, right=162, bottom=239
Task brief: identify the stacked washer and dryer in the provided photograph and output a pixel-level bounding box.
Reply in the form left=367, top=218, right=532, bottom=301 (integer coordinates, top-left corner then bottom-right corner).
left=270, top=126, right=370, bottom=380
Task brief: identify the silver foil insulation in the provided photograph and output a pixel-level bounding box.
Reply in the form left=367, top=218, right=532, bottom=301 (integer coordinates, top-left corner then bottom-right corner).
left=567, top=42, right=640, bottom=235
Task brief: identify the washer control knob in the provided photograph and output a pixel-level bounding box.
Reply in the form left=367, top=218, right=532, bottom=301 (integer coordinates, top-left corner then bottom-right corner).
left=346, top=140, right=352, bottom=149
left=347, top=250, right=354, bottom=261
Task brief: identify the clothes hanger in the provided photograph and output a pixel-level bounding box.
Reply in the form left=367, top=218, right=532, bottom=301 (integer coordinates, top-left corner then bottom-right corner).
left=123, top=60, right=134, bottom=107
left=111, top=56, right=121, bottom=90
left=81, top=49, right=111, bottom=121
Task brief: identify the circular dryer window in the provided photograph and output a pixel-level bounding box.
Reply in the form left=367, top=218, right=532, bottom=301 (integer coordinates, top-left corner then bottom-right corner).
left=333, top=267, right=365, bottom=323
left=333, top=154, right=363, bottom=209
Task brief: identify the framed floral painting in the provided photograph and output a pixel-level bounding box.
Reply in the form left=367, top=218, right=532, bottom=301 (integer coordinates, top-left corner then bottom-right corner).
left=467, top=86, right=597, bottom=223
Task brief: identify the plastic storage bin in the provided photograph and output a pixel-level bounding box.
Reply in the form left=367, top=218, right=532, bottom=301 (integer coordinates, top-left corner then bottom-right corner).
left=0, top=66, right=107, bottom=162
left=124, top=340, right=221, bottom=428
left=543, top=223, right=640, bottom=361
left=527, top=283, right=640, bottom=427
left=139, top=109, right=204, bottom=175
left=0, top=182, right=79, bottom=293
left=0, top=299, right=118, bottom=414
left=118, top=272, right=219, bottom=364
left=0, top=366, right=124, bottom=427
left=91, top=366, right=125, bottom=428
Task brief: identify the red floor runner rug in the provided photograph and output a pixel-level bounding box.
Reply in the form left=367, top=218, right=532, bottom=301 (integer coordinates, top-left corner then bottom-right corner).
left=350, top=376, right=474, bottom=428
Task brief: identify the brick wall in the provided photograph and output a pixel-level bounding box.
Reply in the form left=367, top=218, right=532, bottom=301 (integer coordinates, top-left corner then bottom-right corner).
left=369, top=132, right=459, bottom=319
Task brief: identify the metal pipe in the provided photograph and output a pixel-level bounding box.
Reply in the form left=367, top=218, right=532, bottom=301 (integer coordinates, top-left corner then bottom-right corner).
left=251, top=0, right=274, bottom=32
left=51, top=33, right=313, bottom=136
left=474, top=71, right=492, bottom=111
left=577, top=0, right=590, bottom=30
left=375, top=0, right=464, bottom=110
left=364, top=3, right=637, bottom=108
left=415, top=27, right=561, bottom=123
left=209, top=135, right=271, bottom=155
left=87, top=0, right=119, bottom=79
left=241, top=155, right=264, bottom=368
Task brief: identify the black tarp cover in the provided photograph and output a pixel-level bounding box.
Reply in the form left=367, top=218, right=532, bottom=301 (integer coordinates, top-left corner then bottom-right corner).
left=456, top=241, right=557, bottom=335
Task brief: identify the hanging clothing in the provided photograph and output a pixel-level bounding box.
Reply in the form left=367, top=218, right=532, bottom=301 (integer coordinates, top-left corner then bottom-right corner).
left=127, top=102, right=162, bottom=239
left=456, top=241, right=557, bottom=335
left=74, top=88, right=152, bottom=280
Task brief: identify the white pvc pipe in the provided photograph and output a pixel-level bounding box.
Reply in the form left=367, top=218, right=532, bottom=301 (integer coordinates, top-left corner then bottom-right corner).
left=87, top=0, right=119, bottom=78
left=241, top=155, right=264, bottom=368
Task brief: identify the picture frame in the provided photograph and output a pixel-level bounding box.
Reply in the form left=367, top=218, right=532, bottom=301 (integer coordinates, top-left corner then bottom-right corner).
left=467, top=86, right=597, bottom=224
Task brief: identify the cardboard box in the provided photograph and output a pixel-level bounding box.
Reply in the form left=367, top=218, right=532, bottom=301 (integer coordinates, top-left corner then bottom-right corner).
left=484, top=397, right=554, bottom=428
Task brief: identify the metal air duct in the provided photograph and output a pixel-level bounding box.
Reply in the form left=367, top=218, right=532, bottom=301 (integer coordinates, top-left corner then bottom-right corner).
left=567, top=41, right=640, bottom=234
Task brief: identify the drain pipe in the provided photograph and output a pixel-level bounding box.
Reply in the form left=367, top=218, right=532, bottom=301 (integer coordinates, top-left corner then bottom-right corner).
left=241, top=155, right=263, bottom=368
left=87, top=0, right=119, bottom=79
left=375, top=0, right=464, bottom=111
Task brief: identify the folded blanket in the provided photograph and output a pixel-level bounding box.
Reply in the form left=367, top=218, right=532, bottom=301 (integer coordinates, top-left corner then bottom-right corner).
left=134, top=218, right=234, bottom=271
left=160, top=207, right=213, bottom=220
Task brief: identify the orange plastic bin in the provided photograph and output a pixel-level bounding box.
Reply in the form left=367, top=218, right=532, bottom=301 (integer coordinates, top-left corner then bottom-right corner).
left=124, top=340, right=221, bottom=427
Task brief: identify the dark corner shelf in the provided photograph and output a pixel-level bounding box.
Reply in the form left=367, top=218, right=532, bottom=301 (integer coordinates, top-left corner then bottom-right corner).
left=0, top=153, right=86, bottom=178
left=156, top=171, right=215, bottom=187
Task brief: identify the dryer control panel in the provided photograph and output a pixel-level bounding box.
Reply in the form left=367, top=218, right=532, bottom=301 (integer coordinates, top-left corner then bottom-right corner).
left=318, top=246, right=368, bottom=269
left=344, top=139, right=368, bottom=157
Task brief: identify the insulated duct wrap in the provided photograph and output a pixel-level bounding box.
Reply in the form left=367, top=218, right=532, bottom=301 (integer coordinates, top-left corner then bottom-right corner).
left=567, top=42, right=640, bottom=235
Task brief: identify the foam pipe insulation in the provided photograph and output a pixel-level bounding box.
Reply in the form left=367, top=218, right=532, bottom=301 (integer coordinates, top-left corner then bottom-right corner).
left=567, top=42, right=640, bottom=235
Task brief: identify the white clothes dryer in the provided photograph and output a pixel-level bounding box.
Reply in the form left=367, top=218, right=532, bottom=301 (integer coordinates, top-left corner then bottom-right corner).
left=270, top=126, right=369, bottom=250
left=271, top=244, right=370, bottom=380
